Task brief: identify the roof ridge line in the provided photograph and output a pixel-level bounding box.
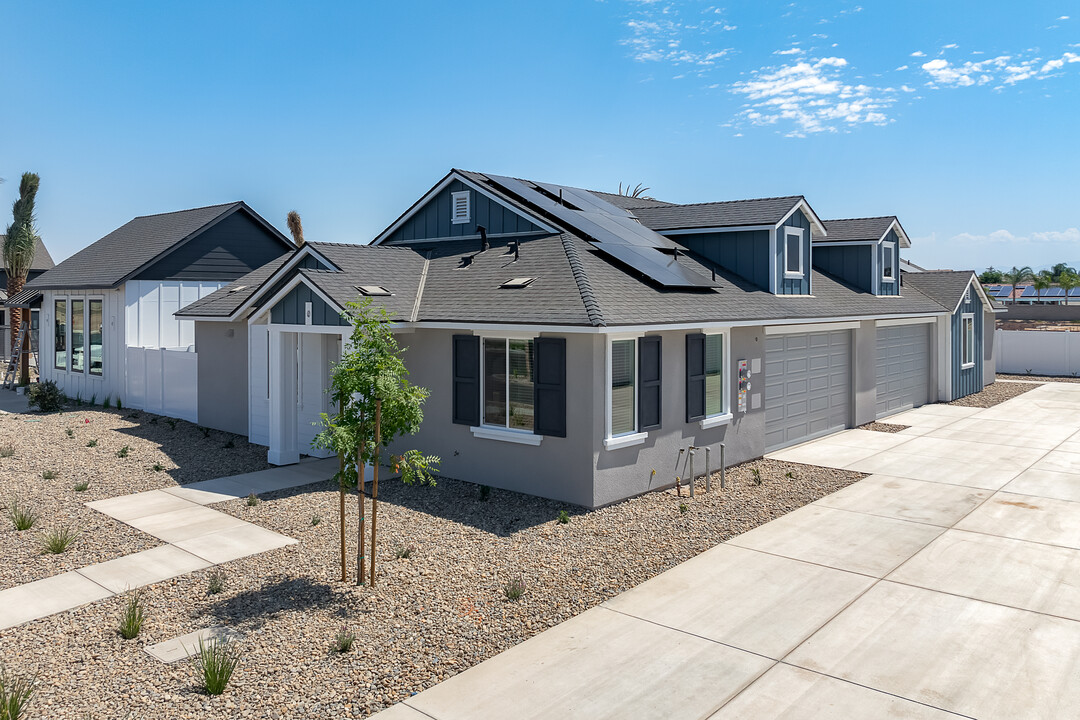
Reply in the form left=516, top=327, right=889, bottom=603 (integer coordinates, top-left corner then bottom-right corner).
left=824, top=215, right=897, bottom=222
left=651, top=195, right=804, bottom=209
left=560, top=233, right=605, bottom=327
left=132, top=201, right=241, bottom=219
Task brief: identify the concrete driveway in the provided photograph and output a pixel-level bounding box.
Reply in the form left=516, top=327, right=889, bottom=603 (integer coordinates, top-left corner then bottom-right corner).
left=373, top=381, right=1080, bottom=720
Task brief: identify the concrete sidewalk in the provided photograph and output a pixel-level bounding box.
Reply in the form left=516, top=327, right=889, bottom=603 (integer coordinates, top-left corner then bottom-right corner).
left=0, top=458, right=334, bottom=630
left=374, top=382, right=1080, bottom=720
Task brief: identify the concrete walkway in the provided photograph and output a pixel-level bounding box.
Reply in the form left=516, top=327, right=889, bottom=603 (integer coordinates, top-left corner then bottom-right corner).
left=0, top=458, right=334, bottom=630
left=374, top=382, right=1080, bottom=720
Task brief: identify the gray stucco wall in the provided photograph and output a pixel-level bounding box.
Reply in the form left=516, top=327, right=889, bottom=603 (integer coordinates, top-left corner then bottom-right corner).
left=852, top=320, right=879, bottom=426
left=592, top=327, right=766, bottom=508
left=983, top=308, right=996, bottom=388
left=195, top=320, right=249, bottom=435
left=392, top=328, right=598, bottom=507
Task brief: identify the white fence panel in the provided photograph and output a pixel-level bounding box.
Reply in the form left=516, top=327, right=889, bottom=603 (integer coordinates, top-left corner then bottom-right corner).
left=995, top=329, right=1080, bottom=376
left=125, top=347, right=198, bottom=422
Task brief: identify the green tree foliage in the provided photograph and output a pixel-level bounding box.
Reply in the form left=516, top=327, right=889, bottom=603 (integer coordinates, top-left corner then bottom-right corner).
left=1032, top=270, right=1053, bottom=301
left=4, top=172, right=41, bottom=384
left=979, top=267, right=1004, bottom=284
left=1003, top=266, right=1034, bottom=302
left=1058, top=269, right=1079, bottom=306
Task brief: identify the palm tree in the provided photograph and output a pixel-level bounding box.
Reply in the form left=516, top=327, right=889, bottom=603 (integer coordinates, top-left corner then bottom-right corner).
left=1059, top=270, right=1079, bottom=306
left=4, top=172, right=41, bottom=385
left=617, top=182, right=653, bottom=200
left=1004, top=265, right=1034, bottom=303
left=1051, top=263, right=1076, bottom=282
left=1032, top=270, right=1053, bottom=304
left=286, top=210, right=305, bottom=247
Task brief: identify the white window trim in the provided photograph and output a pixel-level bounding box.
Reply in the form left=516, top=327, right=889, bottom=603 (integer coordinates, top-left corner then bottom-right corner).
left=881, top=241, right=896, bottom=283
left=783, top=227, right=805, bottom=279
left=451, top=190, right=471, bottom=225
left=477, top=335, right=539, bottom=440
left=51, top=294, right=106, bottom=379
left=700, top=329, right=732, bottom=428
left=604, top=332, right=646, bottom=449
left=961, top=313, right=975, bottom=369
left=87, top=297, right=105, bottom=378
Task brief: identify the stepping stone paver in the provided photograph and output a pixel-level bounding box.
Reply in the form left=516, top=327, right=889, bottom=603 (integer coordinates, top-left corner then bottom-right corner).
left=145, top=626, right=244, bottom=663
left=173, top=523, right=297, bottom=564
left=0, top=571, right=113, bottom=630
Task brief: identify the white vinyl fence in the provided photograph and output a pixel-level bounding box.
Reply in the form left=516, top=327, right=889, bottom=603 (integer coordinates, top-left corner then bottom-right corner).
left=125, top=347, right=198, bottom=422
left=995, top=329, right=1080, bottom=376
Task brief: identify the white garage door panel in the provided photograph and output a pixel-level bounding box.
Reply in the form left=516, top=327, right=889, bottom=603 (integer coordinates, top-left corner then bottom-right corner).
left=765, top=330, right=852, bottom=452
left=876, top=324, right=930, bottom=419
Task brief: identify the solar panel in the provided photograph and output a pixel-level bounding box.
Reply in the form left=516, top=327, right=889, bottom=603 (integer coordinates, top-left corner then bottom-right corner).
left=590, top=244, right=719, bottom=288
left=532, top=182, right=636, bottom=218
left=1045, top=287, right=1066, bottom=297
left=1070, top=288, right=1080, bottom=297
left=1020, top=286, right=1036, bottom=297
left=996, top=287, right=1015, bottom=297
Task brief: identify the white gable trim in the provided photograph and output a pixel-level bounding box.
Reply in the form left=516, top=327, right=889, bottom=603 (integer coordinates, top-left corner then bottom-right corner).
left=202, top=244, right=339, bottom=322
left=247, top=273, right=345, bottom=326
left=879, top=218, right=911, bottom=249
left=372, top=171, right=558, bottom=245
left=953, top=274, right=995, bottom=314
left=775, top=198, right=827, bottom=237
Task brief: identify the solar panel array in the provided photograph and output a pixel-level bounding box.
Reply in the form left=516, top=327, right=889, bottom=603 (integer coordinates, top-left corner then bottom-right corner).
left=988, top=284, right=1080, bottom=299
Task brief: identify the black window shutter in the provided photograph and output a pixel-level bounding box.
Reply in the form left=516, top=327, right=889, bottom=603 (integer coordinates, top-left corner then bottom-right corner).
left=639, top=335, right=662, bottom=431
left=686, top=333, right=706, bottom=422
left=533, top=337, right=566, bottom=437
left=452, top=335, right=480, bottom=426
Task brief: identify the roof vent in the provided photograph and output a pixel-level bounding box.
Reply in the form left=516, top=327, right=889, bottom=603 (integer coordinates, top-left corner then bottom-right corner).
left=356, top=285, right=392, bottom=296
left=501, top=277, right=535, bottom=289
left=226, top=285, right=247, bottom=294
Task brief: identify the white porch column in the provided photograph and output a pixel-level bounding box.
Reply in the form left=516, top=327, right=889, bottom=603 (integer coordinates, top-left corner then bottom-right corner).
left=268, top=328, right=300, bottom=465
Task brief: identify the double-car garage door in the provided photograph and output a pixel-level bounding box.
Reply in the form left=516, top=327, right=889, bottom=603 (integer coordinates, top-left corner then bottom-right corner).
left=765, top=330, right=852, bottom=452
left=875, top=323, right=930, bottom=419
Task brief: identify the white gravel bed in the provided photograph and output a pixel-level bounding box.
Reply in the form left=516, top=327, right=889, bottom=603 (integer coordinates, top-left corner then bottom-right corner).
left=947, top=380, right=1041, bottom=407
left=0, top=405, right=269, bottom=590
left=0, top=457, right=862, bottom=718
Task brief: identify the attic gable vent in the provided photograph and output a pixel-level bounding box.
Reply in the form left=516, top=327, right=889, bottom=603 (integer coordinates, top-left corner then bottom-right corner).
left=500, top=277, right=535, bottom=289
left=451, top=190, right=471, bottom=225
left=356, top=285, right=392, bottom=296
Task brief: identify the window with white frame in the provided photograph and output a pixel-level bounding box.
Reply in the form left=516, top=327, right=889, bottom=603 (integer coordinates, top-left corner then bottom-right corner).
left=89, top=300, right=103, bottom=376
left=610, top=338, right=637, bottom=436
left=70, top=299, right=85, bottom=373
left=482, top=337, right=535, bottom=431
left=54, top=299, right=67, bottom=370
left=704, top=333, right=726, bottom=417
left=882, top=242, right=895, bottom=282
left=961, top=313, right=975, bottom=368
left=451, top=190, right=471, bottom=225
left=784, top=228, right=803, bottom=277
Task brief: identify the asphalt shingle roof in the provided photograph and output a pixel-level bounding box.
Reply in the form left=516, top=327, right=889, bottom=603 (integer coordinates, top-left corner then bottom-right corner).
left=27, top=202, right=251, bottom=290
left=821, top=217, right=898, bottom=242
left=174, top=253, right=292, bottom=318
left=901, top=270, right=979, bottom=311
left=630, top=196, right=805, bottom=231
left=586, top=191, right=675, bottom=210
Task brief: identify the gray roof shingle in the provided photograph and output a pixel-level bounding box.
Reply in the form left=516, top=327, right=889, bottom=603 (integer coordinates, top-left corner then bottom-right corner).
left=821, top=217, right=899, bottom=242
left=174, top=253, right=293, bottom=318
left=901, top=270, right=979, bottom=311
left=630, top=196, right=805, bottom=231
left=26, top=202, right=274, bottom=290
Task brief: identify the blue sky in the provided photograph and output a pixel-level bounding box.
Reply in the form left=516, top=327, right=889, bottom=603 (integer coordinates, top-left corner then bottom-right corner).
left=2, top=1, right=1078, bottom=272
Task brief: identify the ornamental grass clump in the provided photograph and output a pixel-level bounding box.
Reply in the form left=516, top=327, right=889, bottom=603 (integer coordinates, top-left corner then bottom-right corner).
left=191, top=638, right=241, bottom=696
left=0, top=662, right=37, bottom=720
left=40, top=525, right=80, bottom=554
left=332, top=627, right=355, bottom=653
left=118, top=590, right=145, bottom=640
left=206, top=569, right=225, bottom=595
left=503, top=576, right=526, bottom=602
left=73, top=480, right=89, bottom=492
left=6, top=497, right=37, bottom=531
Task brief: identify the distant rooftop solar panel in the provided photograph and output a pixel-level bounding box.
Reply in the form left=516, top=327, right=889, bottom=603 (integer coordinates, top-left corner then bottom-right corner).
left=1070, top=288, right=1080, bottom=296
left=1045, top=287, right=1066, bottom=297
left=1020, top=286, right=1037, bottom=297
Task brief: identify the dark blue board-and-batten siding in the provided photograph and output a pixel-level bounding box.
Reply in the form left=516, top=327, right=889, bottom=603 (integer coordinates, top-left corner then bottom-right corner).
left=271, top=283, right=349, bottom=326
left=775, top=209, right=811, bottom=295
left=384, top=179, right=545, bottom=244
left=877, top=230, right=900, bottom=296
left=951, top=282, right=982, bottom=399
left=812, top=244, right=873, bottom=293
left=674, top=229, right=771, bottom=290
left=134, top=211, right=289, bottom=282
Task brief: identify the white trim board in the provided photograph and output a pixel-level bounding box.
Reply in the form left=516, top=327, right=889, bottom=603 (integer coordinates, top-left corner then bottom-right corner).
left=876, top=317, right=936, bottom=327
left=765, top=321, right=861, bottom=335
left=248, top=274, right=345, bottom=327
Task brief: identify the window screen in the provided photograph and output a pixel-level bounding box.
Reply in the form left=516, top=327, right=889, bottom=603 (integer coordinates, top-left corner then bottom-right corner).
left=705, top=334, right=724, bottom=416
left=611, top=339, right=636, bottom=436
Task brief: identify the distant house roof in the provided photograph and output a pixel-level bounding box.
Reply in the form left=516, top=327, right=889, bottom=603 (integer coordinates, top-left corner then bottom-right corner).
left=26, top=202, right=292, bottom=291
left=0, top=235, right=56, bottom=272
left=630, top=196, right=810, bottom=231
left=820, top=216, right=911, bottom=248
left=902, top=270, right=998, bottom=311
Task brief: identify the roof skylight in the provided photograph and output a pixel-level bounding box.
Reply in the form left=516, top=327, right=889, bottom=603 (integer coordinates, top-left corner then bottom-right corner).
left=356, top=285, right=392, bottom=296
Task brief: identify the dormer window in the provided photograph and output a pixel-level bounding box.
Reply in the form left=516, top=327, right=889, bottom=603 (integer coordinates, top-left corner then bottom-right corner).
left=882, top=242, right=895, bottom=282
left=451, top=191, right=471, bottom=224
left=784, top=228, right=804, bottom=278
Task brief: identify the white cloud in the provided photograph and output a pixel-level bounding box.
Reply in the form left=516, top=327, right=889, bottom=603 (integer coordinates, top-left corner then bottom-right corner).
left=895, top=64, right=909, bottom=71
left=775, top=47, right=804, bottom=55
left=942, top=43, right=959, bottom=49
left=1059, top=15, right=1070, bottom=20
left=952, top=228, right=1080, bottom=245
left=621, top=3, right=736, bottom=66
left=920, top=49, right=1080, bottom=88
left=911, top=50, right=926, bottom=57
left=731, top=56, right=895, bottom=135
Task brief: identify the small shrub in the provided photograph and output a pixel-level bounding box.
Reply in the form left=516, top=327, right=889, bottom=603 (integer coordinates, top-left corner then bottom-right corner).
left=223, top=439, right=235, bottom=449
left=65, top=428, right=74, bottom=438
left=206, top=569, right=225, bottom=595
left=310, top=514, right=321, bottom=526
left=0, top=662, right=37, bottom=720
left=75, top=393, right=83, bottom=407
left=679, top=503, right=689, bottom=514
left=0, top=445, right=12, bottom=458
left=40, top=525, right=80, bottom=554
left=41, top=470, right=58, bottom=480
left=118, top=590, right=145, bottom=640
left=116, top=446, right=130, bottom=458
left=27, top=380, right=65, bottom=412
left=197, top=426, right=211, bottom=439
left=116, top=398, right=123, bottom=410
left=245, top=493, right=259, bottom=506
left=86, top=439, right=98, bottom=448
left=785, top=470, right=795, bottom=480
left=331, top=627, right=355, bottom=653
left=7, top=497, right=37, bottom=531
left=503, top=576, right=526, bottom=601
left=394, top=545, right=413, bottom=559
left=191, top=637, right=241, bottom=696
left=73, top=480, right=90, bottom=492
left=152, top=463, right=164, bottom=472
left=165, top=419, right=177, bottom=430
left=102, top=396, right=111, bottom=410
left=750, top=468, right=763, bottom=486
left=89, top=394, right=97, bottom=407
left=478, top=485, right=490, bottom=502
left=557, top=510, right=570, bottom=524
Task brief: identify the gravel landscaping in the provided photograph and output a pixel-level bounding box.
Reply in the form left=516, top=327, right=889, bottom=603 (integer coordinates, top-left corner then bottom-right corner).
left=998, top=373, right=1080, bottom=384
left=858, top=422, right=910, bottom=434
left=0, top=404, right=268, bottom=590
left=947, top=380, right=1042, bottom=407
left=0, top=449, right=863, bottom=719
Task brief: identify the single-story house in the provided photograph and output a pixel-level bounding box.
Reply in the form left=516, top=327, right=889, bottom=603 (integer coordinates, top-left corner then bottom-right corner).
left=20, top=202, right=294, bottom=418
left=175, top=170, right=1001, bottom=507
